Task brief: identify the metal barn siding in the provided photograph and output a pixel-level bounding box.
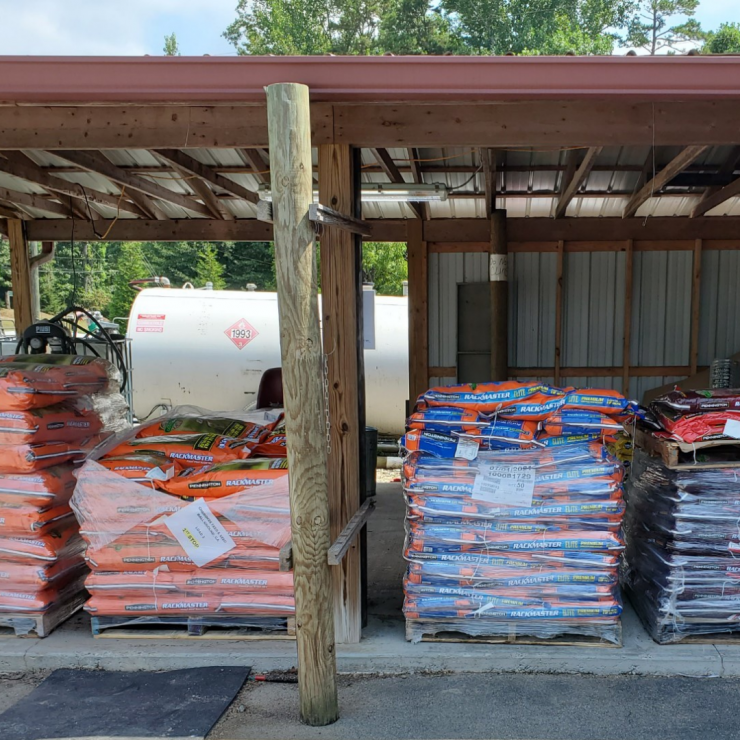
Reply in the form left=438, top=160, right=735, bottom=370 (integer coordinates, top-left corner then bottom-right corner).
left=428, top=245, right=738, bottom=401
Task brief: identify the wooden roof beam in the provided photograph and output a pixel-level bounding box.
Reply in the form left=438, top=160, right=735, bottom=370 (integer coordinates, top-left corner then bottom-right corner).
left=0, top=152, right=145, bottom=218
left=555, top=147, right=602, bottom=219
left=407, top=148, right=430, bottom=220
left=154, top=150, right=260, bottom=205
left=0, top=186, right=75, bottom=217
left=623, top=146, right=708, bottom=218
left=693, top=145, right=740, bottom=210
left=52, top=150, right=212, bottom=217
left=370, top=148, right=425, bottom=220
left=691, top=174, right=740, bottom=218
left=480, top=148, right=497, bottom=218
left=239, top=149, right=270, bottom=185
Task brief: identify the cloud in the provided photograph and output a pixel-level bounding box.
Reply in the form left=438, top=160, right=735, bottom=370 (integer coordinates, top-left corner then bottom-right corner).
left=0, top=0, right=236, bottom=55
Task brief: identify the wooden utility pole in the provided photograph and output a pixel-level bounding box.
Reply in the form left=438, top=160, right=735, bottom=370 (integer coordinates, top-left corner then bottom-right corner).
left=266, top=82, right=338, bottom=727
left=489, top=210, right=508, bottom=380
left=318, top=144, right=363, bottom=644
left=7, top=219, right=33, bottom=333
left=407, top=220, right=428, bottom=403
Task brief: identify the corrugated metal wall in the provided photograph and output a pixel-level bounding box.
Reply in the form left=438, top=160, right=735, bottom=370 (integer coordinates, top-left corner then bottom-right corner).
left=428, top=248, right=740, bottom=401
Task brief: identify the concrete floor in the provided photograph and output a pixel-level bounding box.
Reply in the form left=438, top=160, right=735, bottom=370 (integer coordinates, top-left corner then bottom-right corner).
left=2, top=482, right=740, bottom=677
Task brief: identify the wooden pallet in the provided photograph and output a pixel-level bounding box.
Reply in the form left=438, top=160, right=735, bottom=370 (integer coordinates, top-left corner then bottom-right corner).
left=0, top=593, right=85, bottom=638
left=92, top=614, right=296, bottom=640
left=634, top=427, right=740, bottom=470
left=405, top=619, right=622, bottom=648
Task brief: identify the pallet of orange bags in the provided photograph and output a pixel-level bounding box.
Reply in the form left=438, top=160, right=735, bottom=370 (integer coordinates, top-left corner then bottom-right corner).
left=71, top=408, right=295, bottom=639
left=401, top=382, right=639, bottom=647
left=0, top=591, right=87, bottom=638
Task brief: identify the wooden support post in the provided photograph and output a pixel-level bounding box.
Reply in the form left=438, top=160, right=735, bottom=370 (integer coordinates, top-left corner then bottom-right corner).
left=622, top=240, right=634, bottom=395
left=407, top=220, right=428, bottom=403
left=318, top=143, right=363, bottom=645
left=690, top=238, right=703, bottom=376
left=489, top=210, right=509, bottom=381
left=266, top=83, right=338, bottom=727
left=7, top=219, right=33, bottom=334
left=554, top=240, right=564, bottom=387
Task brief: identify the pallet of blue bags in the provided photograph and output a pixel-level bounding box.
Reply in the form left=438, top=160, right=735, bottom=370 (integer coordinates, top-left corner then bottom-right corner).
left=402, top=381, right=638, bottom=646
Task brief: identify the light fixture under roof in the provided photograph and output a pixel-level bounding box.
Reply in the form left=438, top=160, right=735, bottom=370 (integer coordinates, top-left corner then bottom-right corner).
left=258, top=182, right=448, bottom=202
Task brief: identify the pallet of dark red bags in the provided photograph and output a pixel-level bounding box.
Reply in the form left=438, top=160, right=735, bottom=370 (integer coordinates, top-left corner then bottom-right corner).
left=634, top=428, right=740, bottom=470
left=405, top=619, right=622, bottom=647
left=0, top=593, right=86, bottom=638
left=91, top=614, right=296, bottom=640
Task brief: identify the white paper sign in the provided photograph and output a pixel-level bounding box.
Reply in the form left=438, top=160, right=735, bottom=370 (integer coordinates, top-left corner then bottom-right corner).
left=164, top=499, right=235, bottom=567
left=455, top=437, right=480, bottom=461
left=489, top=254, right=508, bottom=282
left=724, top=419, right=740, bottom=439
left=472, top=463, right=536, bottom=506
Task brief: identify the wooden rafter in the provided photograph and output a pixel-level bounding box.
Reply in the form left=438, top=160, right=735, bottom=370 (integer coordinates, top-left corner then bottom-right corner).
left=154, top=149, right=259, bottom=206
left=407, top=148, right=430, bottom=220
left=691, top=175, right=740, bottom=218
left=623, top=146, right=708, bottom=218
left=370, top=148, right=424, bottom=220
left=0, top=152, right=144, bottom=217
left=239, top=149, right=270, bottom=185
left=127, top=190, right=167, bottom=221
left=52, top=150, right=212, bottom=217
left=0, top=202, right=23, bottom=219
left=555, top=147, right=602, bottom=219
left=480, top=148, right=497, bottom=218
left=0, top=186, right=73, bottom=218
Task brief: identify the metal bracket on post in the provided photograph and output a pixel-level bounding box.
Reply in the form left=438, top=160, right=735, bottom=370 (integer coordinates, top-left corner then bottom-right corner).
left=309, top=203, right=372, bottom=237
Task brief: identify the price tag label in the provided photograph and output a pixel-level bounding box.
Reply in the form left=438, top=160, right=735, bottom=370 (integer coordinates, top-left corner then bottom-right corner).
left=724, top=419, right=740, bottom=439
left=164, top=499, right=235, bottom=567
left=472, top=463, right=536, bottom=506
left=455, top=437, right=480, bottom=461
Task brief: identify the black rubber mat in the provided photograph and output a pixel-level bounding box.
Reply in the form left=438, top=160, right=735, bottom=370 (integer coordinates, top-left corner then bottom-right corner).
left=0, top=666, right=250, bottom=739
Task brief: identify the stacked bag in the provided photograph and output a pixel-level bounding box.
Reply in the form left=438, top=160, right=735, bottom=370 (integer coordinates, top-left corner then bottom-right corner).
left=0, top=355, right=127, bottom=633
left=402, top=382, right=634, bottom=644
left=71, top=409, right=295, bottom=630
left=623, top=397, right=740, bottom=643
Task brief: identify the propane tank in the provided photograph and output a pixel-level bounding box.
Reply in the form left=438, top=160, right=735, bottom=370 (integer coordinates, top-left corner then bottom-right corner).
left=127, top=288, right=408, bottom=435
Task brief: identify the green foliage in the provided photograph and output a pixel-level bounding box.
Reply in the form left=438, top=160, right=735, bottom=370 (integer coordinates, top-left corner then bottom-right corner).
left=623, top=0, right=704, bottom=54
left=362, top=242, right=407, bottom=295
left=703, top=22, right=740, bottom=54
left=163, top=33, right=181, bottom=56
left=0, top=239, right=11, bottom=305
left=107, top=242, right=150, bottom=321
left=195, top=244, right=226, bottom=290
left=378, top=0, right=463, bottom=54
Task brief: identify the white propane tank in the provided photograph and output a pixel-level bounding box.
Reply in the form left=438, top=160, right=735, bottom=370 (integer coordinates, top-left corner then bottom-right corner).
left=127, top=288, right=409, bottom=435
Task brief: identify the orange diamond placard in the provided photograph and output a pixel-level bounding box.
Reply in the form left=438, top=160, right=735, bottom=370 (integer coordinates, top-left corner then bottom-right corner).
left=224, top=318, right=259, bottom=350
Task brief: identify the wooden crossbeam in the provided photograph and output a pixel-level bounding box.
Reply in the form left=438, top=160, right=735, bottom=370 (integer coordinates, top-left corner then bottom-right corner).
left=370, top=148, right=425, bottom=220
left=53, top=150, right=212, bottom=217
left=700, top=145, right=740, bottom=201
left=0, top=152, right=144, bottom=217
left=481, top=148, right=497, bottom=218
left=555, top=147, right=602, bottom=219
left=623, top=146, right=708, bottom=218
left=239, top=149, right=270, bottom=185
left=327, top=499, right=375, bottom=566
left=691, top=175, right=740, bottom=218
left=0, top=202, right=23, bottom=219
left=0, top=186, right=73, bottom=217
left=154, top=149, right=260, bottom=205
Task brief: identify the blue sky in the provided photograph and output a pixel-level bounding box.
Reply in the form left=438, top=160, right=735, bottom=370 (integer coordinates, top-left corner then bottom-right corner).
left=1, top=0, right=738, bottom=56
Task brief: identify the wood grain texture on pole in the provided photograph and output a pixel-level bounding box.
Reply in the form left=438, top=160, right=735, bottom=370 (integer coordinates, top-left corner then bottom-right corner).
left=489, top=210, right=508, bottom=381
left=266, top=82, right=338, bottom=727
left=7, top=219, right=33, bottom=333
left=318, top=144, right=362, bottom=644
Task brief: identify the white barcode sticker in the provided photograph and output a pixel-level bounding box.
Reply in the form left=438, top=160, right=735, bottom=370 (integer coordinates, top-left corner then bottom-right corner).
left=472, top=463, right=536, bottom=506
left=723, top=419, right=740, bottom=439
left=455, top=437, right=480, bottom=461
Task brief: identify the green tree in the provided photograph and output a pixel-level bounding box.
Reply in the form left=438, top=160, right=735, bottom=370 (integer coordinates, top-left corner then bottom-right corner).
left=441, top=0, right=632, bottom=55
left=107, top=242, right=150, bottom=321
left=623, top=0, right=704, bottom=54
left=703, top=22, right=740, bottom=54
left=163, top=32, right=181, bottom=56
left=378, top=0, right=462, bottom=54
left=195, top=244, right=226, bottom=289
left=362, top=242, right=407, bottom=295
